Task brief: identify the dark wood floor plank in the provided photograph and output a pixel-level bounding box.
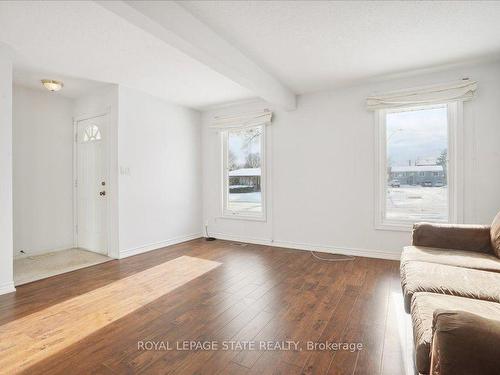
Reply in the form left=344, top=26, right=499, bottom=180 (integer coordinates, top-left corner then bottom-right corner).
left=0, top=239, right=404, bottom=375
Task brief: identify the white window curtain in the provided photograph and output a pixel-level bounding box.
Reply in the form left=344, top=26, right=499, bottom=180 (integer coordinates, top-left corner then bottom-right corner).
left=366, top=79, right=477, bottom=110
left=209, top=109, right=273, bottom=130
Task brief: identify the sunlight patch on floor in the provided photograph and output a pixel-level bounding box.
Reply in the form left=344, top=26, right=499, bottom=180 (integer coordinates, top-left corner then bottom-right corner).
left=0, top=255, right=221, bottom=374
left=391, top=291, right=416, bottom=375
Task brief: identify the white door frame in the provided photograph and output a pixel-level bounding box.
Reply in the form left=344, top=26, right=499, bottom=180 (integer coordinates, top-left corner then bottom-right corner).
left=73, top=111, right=111, bottom=255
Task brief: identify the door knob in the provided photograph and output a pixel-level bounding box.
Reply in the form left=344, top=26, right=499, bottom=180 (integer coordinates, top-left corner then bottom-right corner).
left=99, top=191, right=106, bottom=196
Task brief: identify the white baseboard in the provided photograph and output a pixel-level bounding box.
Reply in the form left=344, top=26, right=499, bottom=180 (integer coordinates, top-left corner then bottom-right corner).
left=117, top=231, right=401, bottom=261
left=119, top=233, right=202, bottom=259
left=273, top=239, right=401, bottom=261
left=211, top=232, right=401, bottom=261
left=0, top=281, right=16, bottom=296
left=211, top=232, right=272, bottom=246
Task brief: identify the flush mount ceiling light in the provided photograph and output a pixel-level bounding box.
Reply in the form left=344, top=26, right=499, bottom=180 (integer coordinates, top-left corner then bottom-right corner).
left=41, top=79, right=64, bottom=92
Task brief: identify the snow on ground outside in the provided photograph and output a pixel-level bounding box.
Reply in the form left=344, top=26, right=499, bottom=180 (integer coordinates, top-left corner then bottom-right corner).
left=228, top=192, right=262, bottom=212
left=227, top=186, right=448, bottom=219
left=386, top=185, right=448, bottom=221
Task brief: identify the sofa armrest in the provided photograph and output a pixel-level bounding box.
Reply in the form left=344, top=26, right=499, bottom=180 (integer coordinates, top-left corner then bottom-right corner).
left=412, top=222, right=492, bottom=252
left=430, top=310, right=500, bottom=375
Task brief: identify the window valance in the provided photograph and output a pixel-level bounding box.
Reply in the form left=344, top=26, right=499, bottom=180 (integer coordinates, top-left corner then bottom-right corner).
left=209, top=109, right=273, bottom=130
left=366, top=79, right=477, bottom=110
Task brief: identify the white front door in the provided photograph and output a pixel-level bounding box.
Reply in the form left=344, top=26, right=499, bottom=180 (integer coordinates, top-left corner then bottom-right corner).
left=76, top=115, right=107, bottom=254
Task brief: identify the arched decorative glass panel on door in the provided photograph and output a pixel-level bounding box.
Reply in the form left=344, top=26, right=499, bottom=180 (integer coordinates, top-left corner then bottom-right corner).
left=83, top=124, right=102, bottom=142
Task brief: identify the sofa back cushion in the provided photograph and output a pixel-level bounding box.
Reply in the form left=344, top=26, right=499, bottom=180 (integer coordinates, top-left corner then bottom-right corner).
left=492, top=211, right=500, bottom=258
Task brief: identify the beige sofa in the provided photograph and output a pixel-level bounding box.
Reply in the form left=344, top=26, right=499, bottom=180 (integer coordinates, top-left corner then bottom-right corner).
left=400, top=212, right=500, bottom=375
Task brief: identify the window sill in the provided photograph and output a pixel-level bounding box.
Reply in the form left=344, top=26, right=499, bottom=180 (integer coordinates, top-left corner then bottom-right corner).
left=375, top=222, right=414, bottom=232
left=375, top=219, right=449, bottom=232
left=219, top=214, right=267, bottom=222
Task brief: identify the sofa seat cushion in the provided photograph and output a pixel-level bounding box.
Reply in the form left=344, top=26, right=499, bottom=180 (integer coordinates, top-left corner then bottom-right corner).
left=411, top=292, right=500, bottom=374
left=401, top=260, right=500, bottom=312
left=402, top=245, right=500, bottom=272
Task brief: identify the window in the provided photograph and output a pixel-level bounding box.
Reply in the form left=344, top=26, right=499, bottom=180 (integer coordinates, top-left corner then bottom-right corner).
left=376, top=103, right=460, bottom=230
left=222, top=125, right=265, bottom=219
left=83, top=124, right=101, bottom=142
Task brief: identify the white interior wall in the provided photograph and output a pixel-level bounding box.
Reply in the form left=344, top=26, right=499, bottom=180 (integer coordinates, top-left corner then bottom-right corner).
left=0, top=50, right=14, bottom=294
left=12, top=86, right=74, bottom=257
left=201, top=61, right=500, bottom=259
left=117, top=86, right=202, bottom=257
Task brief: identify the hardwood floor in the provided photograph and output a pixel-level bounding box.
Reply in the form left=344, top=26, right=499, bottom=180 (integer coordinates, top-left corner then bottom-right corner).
left=0, top=239, right=408, bottom=375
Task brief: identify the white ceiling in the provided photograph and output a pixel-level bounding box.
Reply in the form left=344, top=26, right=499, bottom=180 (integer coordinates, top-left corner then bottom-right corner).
left=13, top=68, right=109, bottom=99
left=1, top=1, right=500, bottom=109
left=0, top=1, right=254, bottom=109
left=182, top=1, right=500, bottom=94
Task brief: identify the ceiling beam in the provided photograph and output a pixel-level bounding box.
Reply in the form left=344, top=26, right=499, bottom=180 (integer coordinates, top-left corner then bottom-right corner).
left=97, top=0, right=296, bottom=110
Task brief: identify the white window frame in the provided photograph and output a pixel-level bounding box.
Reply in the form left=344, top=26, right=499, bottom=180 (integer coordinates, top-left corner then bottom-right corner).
left=374, top=101, right=463, bottom=231
left=221, top=125, right=266, bottom=221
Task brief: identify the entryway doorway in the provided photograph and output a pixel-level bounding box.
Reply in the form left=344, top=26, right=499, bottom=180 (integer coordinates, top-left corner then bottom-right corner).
left=75, top=114, right=109, bottom=255
left=12, top=71, right=114, bottom=286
